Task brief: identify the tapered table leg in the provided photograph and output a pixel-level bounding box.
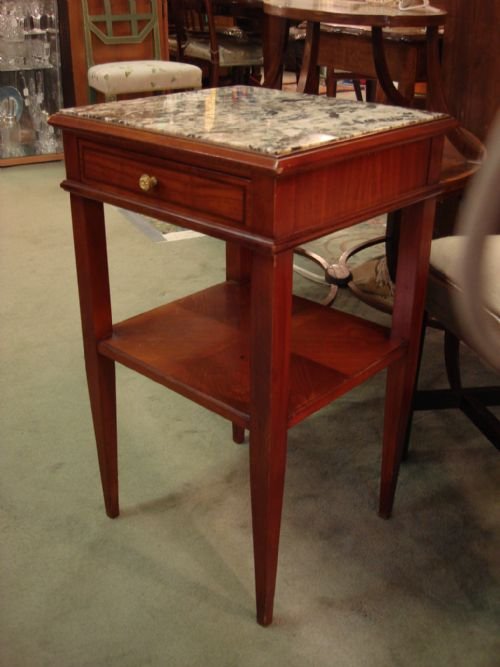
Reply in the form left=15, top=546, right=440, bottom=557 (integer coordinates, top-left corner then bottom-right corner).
left=70, top=195, right=118, bottom=518
left=249, top=250, right=293, bottom=625
left=379, top=198, right=436, bottom=518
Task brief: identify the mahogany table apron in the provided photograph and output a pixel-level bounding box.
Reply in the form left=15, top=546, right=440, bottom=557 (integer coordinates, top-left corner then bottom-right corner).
left=50, top=87, right=454, bottom=626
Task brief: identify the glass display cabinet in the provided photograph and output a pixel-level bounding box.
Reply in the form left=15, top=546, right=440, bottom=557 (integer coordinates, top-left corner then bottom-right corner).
left=0, top=0, right=64, bottom=166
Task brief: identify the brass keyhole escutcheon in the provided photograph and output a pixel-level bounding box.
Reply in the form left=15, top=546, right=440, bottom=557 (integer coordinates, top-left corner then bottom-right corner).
left=139, top=174, right=158, bottom=192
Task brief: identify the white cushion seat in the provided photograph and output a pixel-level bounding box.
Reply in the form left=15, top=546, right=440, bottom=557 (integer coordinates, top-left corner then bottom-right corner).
left=88, top=60, right=202, bottom=97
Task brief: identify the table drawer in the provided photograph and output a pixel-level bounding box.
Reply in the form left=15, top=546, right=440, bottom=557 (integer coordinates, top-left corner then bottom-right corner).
left=79, top=141, right=248, bottom=226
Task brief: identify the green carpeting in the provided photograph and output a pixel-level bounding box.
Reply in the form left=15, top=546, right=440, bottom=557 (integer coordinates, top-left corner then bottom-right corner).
left=1, top=162, right=499, bottom=667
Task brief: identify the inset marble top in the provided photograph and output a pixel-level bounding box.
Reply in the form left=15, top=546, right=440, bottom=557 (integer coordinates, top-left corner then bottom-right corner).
left=60, top=86, right=445, bottom=157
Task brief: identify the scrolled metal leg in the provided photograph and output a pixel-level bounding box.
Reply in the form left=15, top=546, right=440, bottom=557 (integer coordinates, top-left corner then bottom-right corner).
left=293, top=234, right=389, bottom=308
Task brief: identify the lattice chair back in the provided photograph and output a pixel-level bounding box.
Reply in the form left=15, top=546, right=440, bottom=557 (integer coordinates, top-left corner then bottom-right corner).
left=82, top=0, right=166, bottom=66
left=81, top=0, right=202, bottom=101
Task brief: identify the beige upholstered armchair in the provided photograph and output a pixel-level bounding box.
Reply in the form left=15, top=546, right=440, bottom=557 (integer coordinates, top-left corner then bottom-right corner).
left=409, top=115, right=500, bottom=450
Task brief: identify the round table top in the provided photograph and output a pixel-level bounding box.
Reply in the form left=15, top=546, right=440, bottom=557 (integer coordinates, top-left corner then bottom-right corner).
left=263, top=0, right=447, bottom=27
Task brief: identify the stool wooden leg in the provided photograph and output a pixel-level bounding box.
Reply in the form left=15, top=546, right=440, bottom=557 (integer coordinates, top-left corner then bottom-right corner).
left=70, top=195, right=119, bottom=518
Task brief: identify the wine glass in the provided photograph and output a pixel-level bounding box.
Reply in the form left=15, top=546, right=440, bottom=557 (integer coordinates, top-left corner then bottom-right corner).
left=29, top=1, right=43, bottom=33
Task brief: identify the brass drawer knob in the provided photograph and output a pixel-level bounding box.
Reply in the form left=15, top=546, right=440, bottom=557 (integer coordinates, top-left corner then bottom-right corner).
left=139, top=174, right=158, bottom=192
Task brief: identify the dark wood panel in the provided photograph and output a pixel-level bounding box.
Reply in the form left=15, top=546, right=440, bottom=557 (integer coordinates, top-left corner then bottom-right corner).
left=433, top=0, right=500, bottom=142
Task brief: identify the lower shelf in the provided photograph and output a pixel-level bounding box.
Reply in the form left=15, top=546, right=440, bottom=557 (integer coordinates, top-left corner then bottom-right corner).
left=98, top=281, right=405, bottom=428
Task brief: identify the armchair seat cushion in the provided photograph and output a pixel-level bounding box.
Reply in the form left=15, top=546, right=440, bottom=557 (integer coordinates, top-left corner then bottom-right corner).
left=88, top=60, right=202, bottom=96
left=426, top=235, right=500, bottom=342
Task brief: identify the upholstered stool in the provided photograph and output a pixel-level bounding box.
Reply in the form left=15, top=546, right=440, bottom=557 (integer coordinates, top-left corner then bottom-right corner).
left=88, top=60, right=202, bottom=101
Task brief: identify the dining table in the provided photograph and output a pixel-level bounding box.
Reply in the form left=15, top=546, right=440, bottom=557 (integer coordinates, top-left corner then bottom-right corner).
left=261, top=0, right=447, bottom=103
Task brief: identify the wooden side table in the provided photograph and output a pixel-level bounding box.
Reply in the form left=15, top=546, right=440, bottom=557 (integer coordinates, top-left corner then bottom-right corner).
left=50, top=86, right=454, bottom=625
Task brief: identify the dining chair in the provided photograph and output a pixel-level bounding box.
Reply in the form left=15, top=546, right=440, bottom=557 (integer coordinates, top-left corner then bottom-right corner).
left=408, top=234, right=500, bottom=450
left=408, top=114, right=500, bottom=451
left=167, top=0, right=263, bottom=86
left=80, top=0, right=202, bottom=101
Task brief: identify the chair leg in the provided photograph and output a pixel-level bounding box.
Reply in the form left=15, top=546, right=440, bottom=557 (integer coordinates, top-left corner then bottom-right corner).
left=249, top=66, right=262, bottom=86
left=444, top=329, right=462, bottom=390
left=325, top=68, right=337, bottom=97
left=353, top=79, right=363, bottom=101
left=210, top=61, right=220, bottom=87
left=443, top=331, right=500, bottom=448
left=324, top=71, right=364, bottom=101
left=461, top=393, right=500, bottom=449
left=412, top=326, right=500, bottom=450
left=365, top=79, right=377, bottom=102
